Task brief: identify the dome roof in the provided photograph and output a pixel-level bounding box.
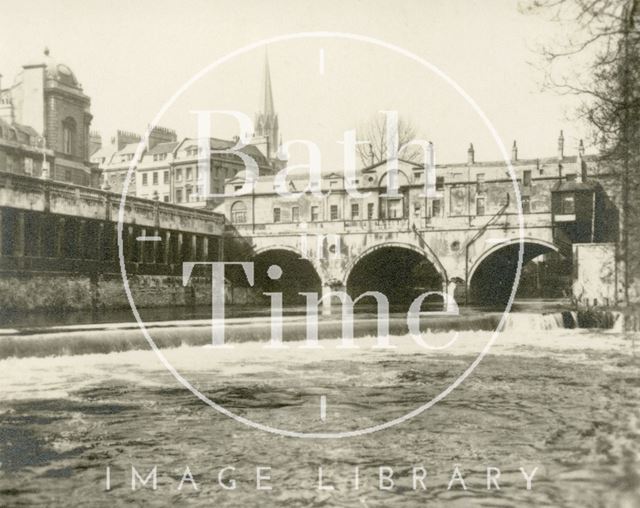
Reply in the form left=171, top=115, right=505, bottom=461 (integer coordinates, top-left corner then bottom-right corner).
left=44, top=49, right=80, bottom=88
left=12, top=48, right=82, bottom=89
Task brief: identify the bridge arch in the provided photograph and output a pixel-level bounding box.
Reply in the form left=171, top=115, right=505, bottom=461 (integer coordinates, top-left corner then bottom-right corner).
left=251, top=245, right=322, bottom=306
left=344, top=241, right=447, bottom=310
left=468, top=237, right=564, bottom=306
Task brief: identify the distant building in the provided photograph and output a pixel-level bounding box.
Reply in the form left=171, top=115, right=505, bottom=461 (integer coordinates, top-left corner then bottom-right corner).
left=93, top=54, right=282, bottom=207
left=96, top=128, right=273, bottom=209
left=0, top=116, right=54, bottom=179
left=224, top=134, right=616, bottom=247
left=0, top=48, right=96, bottom=186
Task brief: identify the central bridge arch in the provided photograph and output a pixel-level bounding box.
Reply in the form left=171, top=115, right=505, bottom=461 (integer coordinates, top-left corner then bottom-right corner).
left=251, top=245, right=322, bottom=306
left=343, top=242, right=447, bottom=310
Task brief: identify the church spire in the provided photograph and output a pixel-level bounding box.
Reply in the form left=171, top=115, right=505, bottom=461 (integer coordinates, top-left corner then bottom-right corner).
left=262, top=51, right=275, bottom=117
left=255, top=50, right=279, bottom=161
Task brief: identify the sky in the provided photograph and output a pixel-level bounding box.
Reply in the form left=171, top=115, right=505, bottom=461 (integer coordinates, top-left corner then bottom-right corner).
left=0, top=0, right=595, bottom=169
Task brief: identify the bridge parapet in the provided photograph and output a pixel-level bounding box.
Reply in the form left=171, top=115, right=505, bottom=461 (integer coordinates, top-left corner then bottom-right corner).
left=0, top=171, right=224, bottom=236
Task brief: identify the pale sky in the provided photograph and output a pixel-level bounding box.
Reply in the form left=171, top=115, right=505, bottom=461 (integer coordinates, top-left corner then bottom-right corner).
left=0, top=0, right=594, bottom=168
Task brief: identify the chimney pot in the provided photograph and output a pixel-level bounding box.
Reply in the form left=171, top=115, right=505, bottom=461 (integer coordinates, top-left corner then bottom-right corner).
left=578, top=139, right=587, bottom=182
left=558, top=130, right=564, bottom=160
left=467, top=143, right=475, bottom=164
left=512, top=140, right=518, bottom=161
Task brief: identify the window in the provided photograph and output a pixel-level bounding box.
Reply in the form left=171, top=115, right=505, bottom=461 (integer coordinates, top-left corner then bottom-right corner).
left=176, top=168, right=183, bottom=182
left=367, top=203, right=375, bottom=219
left=62, top=117, right=76, bottom=155
left=65, top=169, right=72, bottom=182
left=522, top=196, right=531, bottom=214
left=234, top=185, right=243, bottom=192
left=186, top=167, right=192, bottom=180
left=330, top=205, right=339, bottom=220
left=231, top=201, right=247, bottom=224
left=432, top=199, right=442, bottom=217
left=163, top=171, right=169, bottom=184
left=185, top=186, right=192, bottom=202
left=436, top=176, right=444, bottom=191
left=414, top=171, right=421, bottom=183
left=273, top=207, right=281, bottom=223
left=163, top=195, right=169, bottom=202
left=476, top=173, right=485, bottom=191
left=413, top=202, right=421, bottom=217
left=387, top=199, right=402, bottom=218
left=24, top=157, right=33, bottom=176
left=351, top=203, right=360, bottom=219
left=561, top=194, right=575, bottom=214
left=153, top=172, right=158, bottom=185
left=523, top=170, right=532, bottom=187
left=476, top=196, right=486, bottom=215
left=142, top=173, right=148, bottom=186
left=330, top=180, right=338, bottom=189
left=311, top=206, right=319, bottom=221
left=291, top=206, right=300, bottom=222
left=176, top=189, right=183, bottom=203
left=566, top=174, right=577, bottom=182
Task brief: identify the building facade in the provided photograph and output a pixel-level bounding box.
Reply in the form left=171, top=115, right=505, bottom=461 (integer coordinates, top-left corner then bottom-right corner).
left=225, top=134, right=613, bottom=241
left=0, top=49, right=95, bottom=186
left=96, top=131, right=273, bottom=209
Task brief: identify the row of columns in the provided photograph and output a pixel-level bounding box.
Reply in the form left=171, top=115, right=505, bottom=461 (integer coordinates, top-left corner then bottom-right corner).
left=0, top=208, right=223, bottom=267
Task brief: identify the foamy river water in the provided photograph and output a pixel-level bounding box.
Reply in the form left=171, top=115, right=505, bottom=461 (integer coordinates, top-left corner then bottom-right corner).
left=0, top=321, right=638, bottom=507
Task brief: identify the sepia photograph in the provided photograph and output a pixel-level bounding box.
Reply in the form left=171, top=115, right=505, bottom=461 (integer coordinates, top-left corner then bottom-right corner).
left=0, top=0, right=639, bottom=506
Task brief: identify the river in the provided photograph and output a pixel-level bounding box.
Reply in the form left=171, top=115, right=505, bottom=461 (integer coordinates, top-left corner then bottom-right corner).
left=0, top=317, right=638, bottom=507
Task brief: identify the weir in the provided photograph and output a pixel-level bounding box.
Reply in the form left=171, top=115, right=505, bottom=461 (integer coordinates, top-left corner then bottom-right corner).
left=0, top=309, right=619, bottom=360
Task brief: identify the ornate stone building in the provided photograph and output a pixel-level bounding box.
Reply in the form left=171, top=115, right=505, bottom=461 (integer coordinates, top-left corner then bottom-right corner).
left=0, top=49, right=96, bottom=186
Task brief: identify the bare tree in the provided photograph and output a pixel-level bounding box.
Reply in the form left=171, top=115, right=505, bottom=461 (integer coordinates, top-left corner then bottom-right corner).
left=356, top=114, right=425, bottom=167
left=525, top=0, right=640, bottom=304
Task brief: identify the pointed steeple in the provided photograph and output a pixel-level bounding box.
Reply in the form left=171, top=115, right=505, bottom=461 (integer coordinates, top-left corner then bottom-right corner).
left=254, top=50, right=279, bottom=161
left=262, top=52, right=275, bottom=117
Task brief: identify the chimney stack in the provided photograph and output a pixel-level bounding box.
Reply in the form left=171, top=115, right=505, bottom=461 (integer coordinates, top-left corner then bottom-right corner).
left=578, top=139, right=587, bottom=182
left=467, top=143, right=475, bottom=164
left=557, top=130, right=564, bottom=161
left=512, top=140, right=518, bottom=161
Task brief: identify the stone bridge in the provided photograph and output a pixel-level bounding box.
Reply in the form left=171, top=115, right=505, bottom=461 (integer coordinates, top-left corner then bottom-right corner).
left=231, top=211, right=562, bottom=310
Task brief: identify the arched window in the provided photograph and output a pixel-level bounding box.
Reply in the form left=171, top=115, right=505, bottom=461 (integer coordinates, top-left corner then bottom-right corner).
left=62, top=117, right=76, bottom=155
left=231, top=201, right=247, bottom=224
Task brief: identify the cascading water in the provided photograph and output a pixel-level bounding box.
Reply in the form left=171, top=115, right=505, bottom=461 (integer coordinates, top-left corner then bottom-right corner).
left=502, top=312, right=574, bottom=331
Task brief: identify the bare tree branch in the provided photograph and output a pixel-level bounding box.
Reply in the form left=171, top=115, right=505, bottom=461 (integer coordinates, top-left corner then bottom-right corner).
left=355, top=114, right=424, bottom=167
